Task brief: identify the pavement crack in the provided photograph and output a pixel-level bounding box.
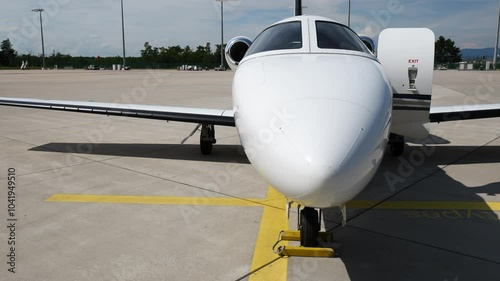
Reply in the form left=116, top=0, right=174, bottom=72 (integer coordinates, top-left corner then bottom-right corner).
left=328, top=134, right=500, bottom=231
left=233, top=257, right=283, bottom=281
left=345, top=224, right=500, bottom=265
left=94, top=161, right=287, bottom=210
left=0, top=134, right=280, bottom=210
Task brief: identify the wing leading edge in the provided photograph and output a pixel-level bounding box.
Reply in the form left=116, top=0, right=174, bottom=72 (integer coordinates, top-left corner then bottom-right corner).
left=429, top=103, right=500, bottom=123
left=0, top=97, right=235, bottom=127
left=3, top=97, right=500, bottom=127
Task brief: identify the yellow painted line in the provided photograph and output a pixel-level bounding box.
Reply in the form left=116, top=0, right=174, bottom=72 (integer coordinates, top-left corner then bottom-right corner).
left=248, top=186, right=288, bottom=281
left=45, top=192, right=500, bottom=280
left=47, top=194, right=500, bottom=211
left=347, top=200, right=500, bottom=211
left=46, top=194, right=268, bottom=207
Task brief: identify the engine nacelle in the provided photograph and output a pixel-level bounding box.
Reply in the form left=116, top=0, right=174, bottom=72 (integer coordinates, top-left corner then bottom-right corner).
left=225, top=36, right=252, bottom=70
left=358, top=35, right=375, bottom=55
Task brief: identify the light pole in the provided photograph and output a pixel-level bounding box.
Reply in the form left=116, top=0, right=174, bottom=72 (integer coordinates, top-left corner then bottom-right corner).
left=220, top=1, right=224, bottom=69
left=494, top=0, right=500, bottom=70
left=347, top=0, right=351, bottom=27
left=120, top=0, right=126, bottom=68
left=32, top=9, right=45, bottom=70
left=215, top=0, right=235, bottom=70
left=215, top=0, right=225, bottom=69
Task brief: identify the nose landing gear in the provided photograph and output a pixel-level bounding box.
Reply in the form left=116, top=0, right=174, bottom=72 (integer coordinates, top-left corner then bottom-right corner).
left=272, top=204, right=336, bottom=257
left=300, top=207, right=320, bottom=247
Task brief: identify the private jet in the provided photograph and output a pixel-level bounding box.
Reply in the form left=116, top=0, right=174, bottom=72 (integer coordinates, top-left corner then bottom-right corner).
left=2, top=1, right=500, bottom=247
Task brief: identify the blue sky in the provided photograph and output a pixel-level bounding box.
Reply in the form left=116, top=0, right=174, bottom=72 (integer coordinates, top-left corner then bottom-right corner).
left=0, top=0, right=498, bottom=57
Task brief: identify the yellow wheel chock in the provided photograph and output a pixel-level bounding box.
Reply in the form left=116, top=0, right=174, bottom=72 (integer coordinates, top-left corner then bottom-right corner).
left=272, top=230, right=336, bottom=258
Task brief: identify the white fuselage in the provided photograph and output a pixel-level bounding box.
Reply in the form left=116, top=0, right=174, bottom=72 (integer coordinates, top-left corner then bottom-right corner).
left=232, top=16, right=392, bottom=208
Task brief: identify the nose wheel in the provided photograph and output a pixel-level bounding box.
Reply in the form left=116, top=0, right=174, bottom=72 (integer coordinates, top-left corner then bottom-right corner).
left=273, top=203, right=336, bottom=257
left=300, top=207, right=320, bottom=247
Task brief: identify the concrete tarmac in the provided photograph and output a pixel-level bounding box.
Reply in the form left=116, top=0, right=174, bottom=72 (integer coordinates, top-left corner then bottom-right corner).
left=0, top=69, right=499, bottom=281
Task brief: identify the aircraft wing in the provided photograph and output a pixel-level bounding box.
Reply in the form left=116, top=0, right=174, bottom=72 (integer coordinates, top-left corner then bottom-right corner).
left=429, top=103, right=500, bottom=123
left=0, top=97, right=235, bottom=126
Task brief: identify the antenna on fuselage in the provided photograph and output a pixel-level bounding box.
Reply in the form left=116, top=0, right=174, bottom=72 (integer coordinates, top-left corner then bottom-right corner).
left=295, top=0, right=302, bottom=16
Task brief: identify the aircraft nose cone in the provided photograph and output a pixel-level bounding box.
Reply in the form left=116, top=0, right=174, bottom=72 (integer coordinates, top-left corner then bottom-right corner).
left=282, top=99, right=366, bottom=168
left=270, top=99, right=386, bottom=206
left=234, top=54, right=391, bottom=207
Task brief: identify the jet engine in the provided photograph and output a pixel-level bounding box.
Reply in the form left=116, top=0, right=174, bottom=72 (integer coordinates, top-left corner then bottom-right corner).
left=358, top=35, right=375, bottom=54
left=225, top=36, right=252, bottom=70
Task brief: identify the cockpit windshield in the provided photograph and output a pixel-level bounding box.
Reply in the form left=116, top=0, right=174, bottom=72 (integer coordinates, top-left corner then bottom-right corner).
left=245, top=21, right=302, bottom=57
left=316, top=21, right=370, bottom=53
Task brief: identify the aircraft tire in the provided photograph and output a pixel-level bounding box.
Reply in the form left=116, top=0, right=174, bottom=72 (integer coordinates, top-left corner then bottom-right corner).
left=200, top=141, right=213, bottom=155
left=389, top=133, right=404, bottom=157
left=389, top=142, right=404, bottom=157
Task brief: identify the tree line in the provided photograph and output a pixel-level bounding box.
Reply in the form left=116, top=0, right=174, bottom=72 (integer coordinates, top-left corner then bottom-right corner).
left=0, top=35, right=462, bottom=69
left=140, top=42, right=225, bottom=68
left=0, top=39, right=226, bottom=69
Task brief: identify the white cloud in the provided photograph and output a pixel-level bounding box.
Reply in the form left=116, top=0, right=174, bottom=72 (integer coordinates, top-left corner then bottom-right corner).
left=0, top=25, right=19, bottom=33
left=0, top=0, right=498, bottom=56
left=358, top=24, right=377, bottom=37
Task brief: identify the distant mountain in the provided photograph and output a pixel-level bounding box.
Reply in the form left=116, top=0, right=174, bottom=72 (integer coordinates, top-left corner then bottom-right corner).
left=460, top=48, right=497, bottom=60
